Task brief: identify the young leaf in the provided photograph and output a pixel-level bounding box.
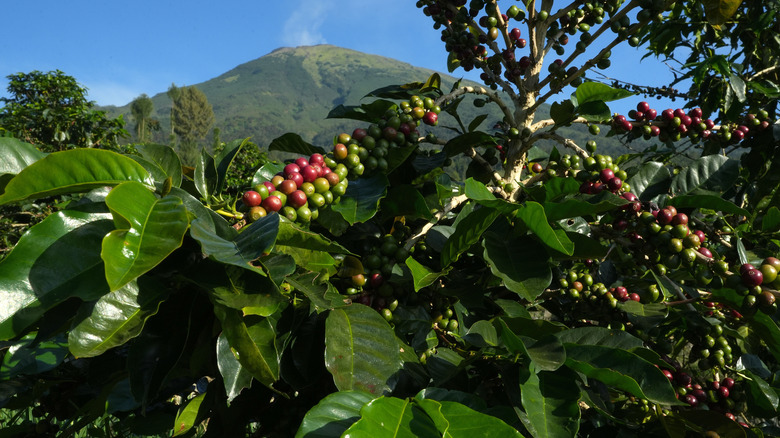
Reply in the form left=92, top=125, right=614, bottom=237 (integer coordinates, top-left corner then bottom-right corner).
left=172, top=393, right=207, bottom=436
left=325, top=304, right=402, bottom=395
left=101, top=182, right=189, bottom=291
left=0, top=149, right=153, bottom=205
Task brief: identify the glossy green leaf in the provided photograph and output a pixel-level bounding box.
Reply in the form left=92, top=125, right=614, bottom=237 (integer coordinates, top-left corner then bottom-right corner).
left=442, top=131, right=497, bottom=157
left=464, top=177, right=519, bottom=214
left=189, top=212, right=279, bottom=272
left=0, top=210, right=114, bottom=340
left=441, top=205, right=500, bottom=267
left=168, top=187, right=234, bottom=238
left=0, top=137, right=46, bottom=178
left=252, top=161, right=285, bottom=186
left=416, top=398, right=525, bottom=437
left=331, top=174, right=389, bottom=224
left=216, top=332, right=254, bottom=403
left=69, top=277, right=169, bottom=357
left=482, top=232, right=551, bottom=301
left=327, top=100, right=398, bottom=122
left=385, top=144, right=418, bottom=174
left=563, top=344, right=679, bottom=405
left=172, top=393, right=207, bottom=436
left=342, top=397, right=440, bottom=438
left=519, top=367, right=581, bottom=438
left=575, top=81, right=635, bottom=104
left=135, top=143, right=183, bottom=188
left=464, top=320, right=498, bottom=347
left=325, top=304, right=402, bottom=395
left=0, top=332, right=68, bottom=379
left=626, top=161, right=671, bottom=201
left=405, top=257, right=449, bottom=292
left=287, top=272, right=348, bottom=312
left=669, top=155, right=739, bottom=196
left=269, top=133, right=326, bottom=156
left=703, top=0, right=743, bottom=25
left=555, top=326, right=644, bottom=350
left=213, top=304, right=279, bottom=389
left=544, top=191, right=628, bottom=222
left=194, top=148, right=217, bottom=201
left=101, top=182, right=189, bottom=291
left=742, top=369, right=778, bottom=416
left=0, top=148, right=152, bottom=205
left=516, top=202, right=574, bottom=255
left=577, top=100, right=611, bottom=123
left=749, top=312, right=780, bottom=363
left=550, top=100, right=577, bottom=126
left=667, top=194, right=748, bottom=216
left=275, top=219, right=349, bottom=273
left=295, top=390, right=376, bottom=438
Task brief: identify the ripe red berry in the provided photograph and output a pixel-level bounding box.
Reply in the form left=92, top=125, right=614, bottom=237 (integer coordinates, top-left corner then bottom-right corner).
left=309, top=153, right=325, bottom=166
left=718, top=386, right=730, bottom=399
left=637, top=101, right=651, bottom=113
left=721, top=377, right=735, bottom=389
left=743, top=268, right=763, bottom=286
left=607, top=177, right=623, bottom=192
left=294, top=157, right=309, bottom=168
left=600, top=168, right=615, bottom=183
left=242, top=190, right=263, bottom=207
left=287, top=190, right=308, bottom=208
left=423, top=111, right=438, bottom=126
left=262, top=195, right=283, bottom=212
left=300, top=165, right=319, bottom=183
left=629, top=292, right=641, bottom=302
left=284, top=163, right=300, bottom=177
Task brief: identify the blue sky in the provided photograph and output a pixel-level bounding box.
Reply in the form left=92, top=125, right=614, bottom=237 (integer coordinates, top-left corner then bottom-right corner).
left=0, top=0, right=680, bottom=115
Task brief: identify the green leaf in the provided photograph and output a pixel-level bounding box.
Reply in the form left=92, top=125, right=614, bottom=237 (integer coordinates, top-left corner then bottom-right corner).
left=0, top=149, right=152, bottom=205
left=554, top=327, right=644, bottom=350
left=331, top=174, right=389, bottom=224
left=69, top=277, right=169, bottom=357
left=669, top=155, right=739, bottom=196
left=215, top=138, right=250, bottom=193
left=189, top=212, right=279, bottom=272
left=743, top=369, right=778, bottom=416
left=251, top=161, right=285, bottom=186
left=464, top=320, right=499, bottom=347
left=275, top=219, right=350, bottom=273
left=295, top=390, right=376, bottom=438
left=406, top=257, right=450, bottom=292
left=0, top=210, right=114, bottom=340
left=442, top=131, right=497, bottom=157
left=194, top=148, right=217, bottom=201
left=416, top=398, right=525, bottom=437
left=216, top=332, right=254, bottom=403
left=0, top=332, right=68, bottom=379
left=0, top=137, right=46, bottom=178
left=482, top=233, right=551, bottom=301
left=563, top=344, right=679, bottom=405
left=667, top=194, right=748, bottom=216
left=287, top=272, right=348, bottom=312
left=519, top=367, right=581, bottom=438
left=382, top=185, right=434, bottom=220
left=627, top=161, right=671, bottom=202
left=729, top=73, right=747, bottom=103
left=213, top=305, right=279, bottom=389
left=269, top=133, right=326, bottom=156
left=544, top=191, right=628, bottom=222
left=464, top=178, right=520, bottom=214
left=172, top=393, right=207, bottom=436
left=749, top=312, right=780, bottom=363
left=497, top=319, right=565, bottom=371
left=516, top=202, right=574, bottom=255
left=325, top=304, right=402, bottom=395
left=550, top=100, right=577, bottom=126
left=675, top=411, right=746, bottom=438
left=101, top=182, right=189, bottom=290
left=135, top=143, right=183, bottom=188
left=577, top=100, right=611, bottom=123
left=575, top=81, right=635, bottom=104
left=342, top=397, right=440, bottom=438
left=441, top=205, right=500, bottom=267
left=190, top=262, right=285, bottom=317
left=327, top=100, right=398, bottom=122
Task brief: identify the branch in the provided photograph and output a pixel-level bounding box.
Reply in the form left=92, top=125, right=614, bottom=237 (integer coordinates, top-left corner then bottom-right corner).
left=528, top=117, right=589, bottom=132
left=404, top=194, right=469, bottom=251
left=748, top=64, right=780, bottom=81
left=531, top=132, right=589, bottom=158
left=434, top=85, right=514, bottom=127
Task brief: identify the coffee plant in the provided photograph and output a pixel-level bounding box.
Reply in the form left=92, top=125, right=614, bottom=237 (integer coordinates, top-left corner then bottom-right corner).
left=2, top=0, right=780, bottom=437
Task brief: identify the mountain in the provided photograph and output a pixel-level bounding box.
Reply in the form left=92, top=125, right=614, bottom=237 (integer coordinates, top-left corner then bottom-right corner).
left=104, top=44, right=633, bottom=157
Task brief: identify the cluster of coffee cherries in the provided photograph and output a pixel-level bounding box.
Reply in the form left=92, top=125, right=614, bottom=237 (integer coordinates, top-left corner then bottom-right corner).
left=661, top=368, right=747, bottom=426
left=240, top=152, right=348, bottom=224
left=333, top=96, right=439, bottom=178
left=735, top=258, right=779, bottom=317
left=610, top=101, right=773, bottom=145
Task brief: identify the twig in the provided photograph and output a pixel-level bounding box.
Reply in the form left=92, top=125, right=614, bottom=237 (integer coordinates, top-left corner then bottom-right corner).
left=404, top=194, right=469, bottom=251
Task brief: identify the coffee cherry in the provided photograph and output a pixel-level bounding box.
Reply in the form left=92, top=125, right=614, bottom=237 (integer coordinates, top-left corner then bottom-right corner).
left=262, top=195, right=283, bottom=212
left=742, top=268, right=763, bottom=287
left=288, top=190, right=308, bottom=208
left=423, top=111, right=438, bottom=126
left=242, top=190, right=263, bottom=207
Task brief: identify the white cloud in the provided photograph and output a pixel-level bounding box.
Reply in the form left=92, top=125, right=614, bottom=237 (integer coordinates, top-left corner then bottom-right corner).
left=281, top=0, right=333, bottom=47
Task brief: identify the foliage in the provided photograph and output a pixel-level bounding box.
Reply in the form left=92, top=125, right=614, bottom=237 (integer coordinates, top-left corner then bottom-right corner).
left=2, top=1, right=780, bottom=437
left=0, top=70, right=127, bottom=152
left=171, top=85, right=215, bottom=164
left=130, top=94, right=155, bottom=143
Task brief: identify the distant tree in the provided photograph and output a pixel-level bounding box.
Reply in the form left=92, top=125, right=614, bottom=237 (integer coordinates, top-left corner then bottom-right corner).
left=166, top=83, right=181, bottom=142
left=130, top=93, right=154, bottom=142
left=0, top=70, right=127, bottom=151
left=172, top=85, right=215, bottom=164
